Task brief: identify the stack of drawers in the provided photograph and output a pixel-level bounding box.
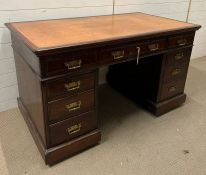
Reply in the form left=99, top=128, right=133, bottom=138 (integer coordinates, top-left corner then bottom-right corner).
left=160, top=47, right=192, bottom=101
left=46, top=72, right=98, bottom=147
left=39, top=49, right=101, bottom=151
left=158, top=33, right=194, bottom=102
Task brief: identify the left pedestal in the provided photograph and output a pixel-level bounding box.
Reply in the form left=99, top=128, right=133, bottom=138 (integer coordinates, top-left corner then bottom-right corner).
left=13, top=42, right=101, bottom=165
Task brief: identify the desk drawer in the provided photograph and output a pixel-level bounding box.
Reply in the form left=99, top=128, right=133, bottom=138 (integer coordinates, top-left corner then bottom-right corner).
left=139, top=39, right=167, bottom=55
left=99, top=39, right=166, bottom=65
left=46, top=73, right=95, bottom=99
left=165, top=47, right=192, bottom=66
left=48, top=90, right=95, bottom=122
left=49, top=111, right=97, bottom=146
left=163, top=63, right=189, bottom=83
left=45, top=52, right=97, bottom=76
left=168, top=33, right=195, bottom=48
left=99, top=44, right=138, bottom=65
left=160, top=79, right=185, bottom=101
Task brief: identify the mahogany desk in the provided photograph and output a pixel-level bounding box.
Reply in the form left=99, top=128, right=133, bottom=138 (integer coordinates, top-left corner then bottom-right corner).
left=6, top=13, right=201, bottom=165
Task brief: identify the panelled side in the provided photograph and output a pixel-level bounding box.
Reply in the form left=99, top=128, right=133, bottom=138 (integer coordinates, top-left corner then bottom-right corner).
left=12, top=35, right=47, bottom=146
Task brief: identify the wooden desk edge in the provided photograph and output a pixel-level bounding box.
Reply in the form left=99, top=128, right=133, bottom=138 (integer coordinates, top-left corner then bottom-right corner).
left=5, top=14, right=201, bottom=56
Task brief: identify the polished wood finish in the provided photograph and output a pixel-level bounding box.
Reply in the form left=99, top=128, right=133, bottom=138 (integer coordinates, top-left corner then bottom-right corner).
left=139, top=39, right=167, bottom=56
left=48, top=90, right=95, bottom=122
left=165, top=47, right=192, bottom=66
left=14, top=52, right=47, bottom=146
left=6, top=13, right=200, bottom=165
left=46, top=129, right=101, bottom=165
left=17, top=98, right=47, bottom=160
left=49, top=111, right=98, bottom=146
left=99, top=38, right=167, bottom=66
left=160, top=79, right=186, bottom=100
left=44, top=51, right=97, bottom=77
left=18, top=97, right=101, bottom=165
left=168, top=33, right=195, bottom=48
left=144, top=93, right=187, bottom=116
left=162, top=63, right=189, bottom=83
left=46, top=73, right=95, bottom=99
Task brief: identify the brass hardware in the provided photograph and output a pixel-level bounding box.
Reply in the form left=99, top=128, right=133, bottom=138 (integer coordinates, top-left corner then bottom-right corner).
left=175, top=53, right=184, bottom=60
left=177, top=39, right=187, bottom=46
left=171, top=68, right=181, bottom=76
left=64, top=81, right=80, bottom=91
left=112, top=50, right=125, bottom=60
left=64, top=60, right=82, bottom=70
left=148, top=43, right=159, bottom=51
left=169, top=86, right=177, bottom=93
left=65, top=101, right=81, bottom=112
left=67, top=123, right=82, bottom=135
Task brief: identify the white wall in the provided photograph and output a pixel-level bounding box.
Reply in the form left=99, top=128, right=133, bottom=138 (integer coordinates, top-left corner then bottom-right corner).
left=114, top=0, right=190, bottom=21
left=188, top=0, right=206, bottom=59
left=0, top=0, right=113, bottom=111
left=0, top=0, right=205, bottom=112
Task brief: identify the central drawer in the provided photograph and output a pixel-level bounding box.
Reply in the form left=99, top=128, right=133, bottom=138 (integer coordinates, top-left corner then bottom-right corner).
left=99, top=39, right=166, bottom=66
left=48, top=90, right=95, bottom=122
left=99, top=44, right=137, bottom=65
left=138, top=39, right=166, bottom=56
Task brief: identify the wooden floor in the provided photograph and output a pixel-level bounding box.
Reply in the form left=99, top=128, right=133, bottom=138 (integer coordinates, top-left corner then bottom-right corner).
left=0, top=57, right=206, bottom=175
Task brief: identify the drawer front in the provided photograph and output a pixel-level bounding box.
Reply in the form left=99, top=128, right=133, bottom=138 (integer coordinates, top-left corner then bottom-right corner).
left=160, top=79, right=186, bottom=101
left=168, top=33, right=194, bottom=48
left=46, top=73, right=95, bottom=99
left=99, top=44, right=138, bottom=65
left=45, top=52, right=97, bottom=76
left=99, top=39, right=166, bottom=65
left=163, top=63, right=189, bottom=83
left=49, top=111, right=97, bottom=146
left=48, top=90, right=95, bottom=122
left=165, top=47, right=192, bottom=66
left=139, top=39, right=167, bottom=56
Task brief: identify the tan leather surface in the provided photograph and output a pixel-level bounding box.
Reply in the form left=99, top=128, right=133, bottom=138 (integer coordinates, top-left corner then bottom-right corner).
left=7, top=13, right=199, bottom=51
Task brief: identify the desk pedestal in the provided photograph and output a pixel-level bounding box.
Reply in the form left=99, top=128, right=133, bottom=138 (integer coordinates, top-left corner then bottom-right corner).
left=107, top=50, right=190, bottom=116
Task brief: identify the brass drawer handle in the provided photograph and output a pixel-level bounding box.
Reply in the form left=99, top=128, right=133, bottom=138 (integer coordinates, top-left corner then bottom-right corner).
left=64, top=60, right=82, bottom=70
left=148, top=43, right=159, bottom=51
left=169, top=86, right=177, bottom=93
left=177, top=39, right=187, bottom=46
left=112, top=50, right=124, bottom=60
left=65, top=101, right=81, bottom=112
left=171, top=68, right=181, bottom=76
left=175, top=53, right=184, bottom=60
left=64, top=81, right=80, bottom=91
left=67, top=123, right=82, bottom=135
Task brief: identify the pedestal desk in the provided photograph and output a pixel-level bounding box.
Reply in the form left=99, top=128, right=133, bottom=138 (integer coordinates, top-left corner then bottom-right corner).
left=6, top=13, right=201, bottom=165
